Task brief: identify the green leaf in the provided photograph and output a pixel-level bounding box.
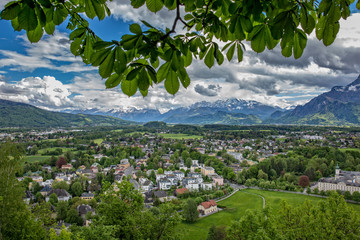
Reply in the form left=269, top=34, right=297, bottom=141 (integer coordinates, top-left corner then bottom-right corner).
left=126, top=67, right=141, bottom=80
left=70, top=38, right=82, bottom=56
left=70, top=28, right=86, bottom=40
left=157, top=62, right=170, bottom=82
left=53, top=5, right=67, bottom=25
left=44, top=21, right=55, bottom=35
left=114, top=47, right=127, bottom=75
left=27, top=23, right=43, bottom=43
left=138, top=69, right=150, bottom=91
left=11, top=18, right=21, bottom=31
left=250, top=25, right=266, bottom=53
left=164, top=70, right=179, bottom=95
left=83, top=36, right=93, bottom=64
left=105, top=73, right=122, bottom=88
left=18, top=5, right=38, bottom=31
left=183, top=50, right=192, bottom=67
left=357, top=0, right=360, bottom=9
left=85, top=0, right=96, bottom=19
left=140, top=89, right=148, bottom=97
left=38, top=0, right=52, bottom=8
left=145, top=65, right=157, bottom=83
left=164, top=0, right=176, bottom=10
left=226, top=43, right=235, bottom=61
left=1, top=2, right=20, bottom=20
left=121, top=79, right=138, bottom=96
left=146, top=0, right=163, bottom=13
left=35, top=4, right=46, bottom=27
left=93, top=40, right=113, bottom=50
left=131, top=0, right=146, bottom=8
left=90, top=48, right=112, bottom=66
left=129, top=23, right=142, bottom=35
left=265, top=25, right=278, bottom=50
left=99, top=50, right=115, bottom=78
left=204, top=45, right=215, bottom=68
left=178, top=68, right=190, bottom=88
left=237, top=43, right=243, bottom=62
left=93, top=0, right=106, bottom=20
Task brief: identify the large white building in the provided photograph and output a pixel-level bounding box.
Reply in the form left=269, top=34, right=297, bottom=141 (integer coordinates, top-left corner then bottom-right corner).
left=317, top=165, right=360, bottom=194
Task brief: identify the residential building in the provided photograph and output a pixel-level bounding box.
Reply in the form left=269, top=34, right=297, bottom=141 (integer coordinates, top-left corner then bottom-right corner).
left=159, top=178, right=172, bottom=190
left=46, top=189, right=72, bottom=202
left=317, top=165, right=360, bottom=194
left=201, top=166, right=215, bottom=176
left=197, top=200, right=218, bottom=215
left=212, top=175, right=224, bottom=187
left=81, top=192, right=94, bottom=200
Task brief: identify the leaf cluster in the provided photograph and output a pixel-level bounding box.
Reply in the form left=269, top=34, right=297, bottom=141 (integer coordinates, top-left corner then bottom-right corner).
left=1, top=0, right=359, bottom=95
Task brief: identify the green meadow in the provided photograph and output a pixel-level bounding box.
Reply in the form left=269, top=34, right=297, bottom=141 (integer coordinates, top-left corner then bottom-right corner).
left=158, top=133, right=203, bottom=139
left=179, top=189, right=360, bottom=240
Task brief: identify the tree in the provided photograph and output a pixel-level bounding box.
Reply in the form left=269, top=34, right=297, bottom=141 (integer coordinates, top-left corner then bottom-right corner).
left=32, top=202, right=56, bottom=227
left=157, top=168, right=164, bottom=174
left=53, top=181, right=70, bottom=191
left=298, top=175, right=310, bottom=188
left=49, top=193, right=58, bottom=205
left=183, top=198, right=199, bottom=223
left=0, top=143, right=47, bottom=239
left=1, top=0, right=358, bottom=97
left=65, top=208, right=83, bottom=226
left=71, top=182, right=84, bottom=197
left=56, top=201, right=68, bottom=221
left=56, top=157, right=67, bottom=169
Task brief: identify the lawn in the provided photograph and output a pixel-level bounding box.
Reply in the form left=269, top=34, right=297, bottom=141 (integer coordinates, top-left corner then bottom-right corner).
left=93, top=138, right=104, bottom=144
left=179, top=189, right=360, bottom=240
left=339, top=148, right=360, bottom=153
left=178, top=191, right=262, bottom=239
left=24, top=155, right=52, bottom=163
left=37, top=147, right=76, bottom=155
left=158, top=133, right=203, bottom=139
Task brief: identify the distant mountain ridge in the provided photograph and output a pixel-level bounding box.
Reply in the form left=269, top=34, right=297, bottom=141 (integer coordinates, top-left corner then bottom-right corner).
left=273, top=75, right=360, bottom=125
left=67, top=98, right=282, bottom=124
left=0, top=99, right=132, bottom=128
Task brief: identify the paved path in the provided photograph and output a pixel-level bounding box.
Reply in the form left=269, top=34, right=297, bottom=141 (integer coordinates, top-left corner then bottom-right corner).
left=215, top=189, right=239, bottom=203
left=242, top=191, right=266, bottom=209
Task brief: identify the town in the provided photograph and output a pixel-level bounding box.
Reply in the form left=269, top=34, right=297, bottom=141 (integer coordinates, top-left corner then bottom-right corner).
left=2, top=124, right=360, bottom=239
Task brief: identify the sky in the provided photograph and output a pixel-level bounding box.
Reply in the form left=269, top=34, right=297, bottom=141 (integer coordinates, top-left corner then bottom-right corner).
left=0, top=0, right=359, bottom=113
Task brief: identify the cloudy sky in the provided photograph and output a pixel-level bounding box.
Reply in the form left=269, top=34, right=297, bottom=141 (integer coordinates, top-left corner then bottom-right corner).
left=0, top=0, right=359, bottom=113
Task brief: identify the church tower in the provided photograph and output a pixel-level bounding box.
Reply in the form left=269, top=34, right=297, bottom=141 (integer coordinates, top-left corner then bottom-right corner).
left=335, top=163, right=340, bottom=179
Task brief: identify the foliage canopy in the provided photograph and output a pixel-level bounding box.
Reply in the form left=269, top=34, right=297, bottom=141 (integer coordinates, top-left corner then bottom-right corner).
left=1, top=0, right=359, bottom=96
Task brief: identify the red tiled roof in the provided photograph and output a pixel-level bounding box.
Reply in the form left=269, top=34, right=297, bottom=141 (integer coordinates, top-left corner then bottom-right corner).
left=175, top=188, right=189, bottom=195
left=200, top=200, right=217, bottom=209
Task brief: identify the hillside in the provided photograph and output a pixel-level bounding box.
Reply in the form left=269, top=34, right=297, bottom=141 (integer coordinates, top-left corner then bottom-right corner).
left=0, top=99, right=132, bottom=127
left=274, top=75, right=360, bottom=125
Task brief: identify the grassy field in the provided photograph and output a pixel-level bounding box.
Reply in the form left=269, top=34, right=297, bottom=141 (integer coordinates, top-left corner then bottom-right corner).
left=158, top=133, right=203, bottom=139
left=179, top=189, right=360, bottom=240
left=339, top=148, right=360, bottom=153
left=178, top=191, right=262, bottom=239
left=37, top=147, right=76, bottom=155
left=93, top=138, right=104, bottom=144
left=24, top=155, right=52, bottom=163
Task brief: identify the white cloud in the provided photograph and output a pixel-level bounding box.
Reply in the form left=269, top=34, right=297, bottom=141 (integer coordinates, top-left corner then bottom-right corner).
left=0, top=76, right=73, bottom=109
left=0, top=32, right=95, bottom=73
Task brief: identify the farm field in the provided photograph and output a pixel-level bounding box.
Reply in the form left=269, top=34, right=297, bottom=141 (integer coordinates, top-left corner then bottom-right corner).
left=179, top=189, right=360, bottom=240
left=158, top=133, right=203, bottom=139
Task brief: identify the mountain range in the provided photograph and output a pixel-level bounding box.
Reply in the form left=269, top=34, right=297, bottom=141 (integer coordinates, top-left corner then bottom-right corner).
left=66, top=98, right=282, bottom=124
left=0, top=99, right=132, bottom=128
left=1, top=75, right=359, bottom=127
left=271, top=75, right=360, bottom=125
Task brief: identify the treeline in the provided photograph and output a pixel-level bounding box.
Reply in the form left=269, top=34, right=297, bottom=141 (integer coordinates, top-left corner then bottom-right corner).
left=236, top=147, right=360, bottom=188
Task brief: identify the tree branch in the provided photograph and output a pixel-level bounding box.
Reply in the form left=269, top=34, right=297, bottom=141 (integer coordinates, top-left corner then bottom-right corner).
left=162, top=0, right=190, bottom=39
